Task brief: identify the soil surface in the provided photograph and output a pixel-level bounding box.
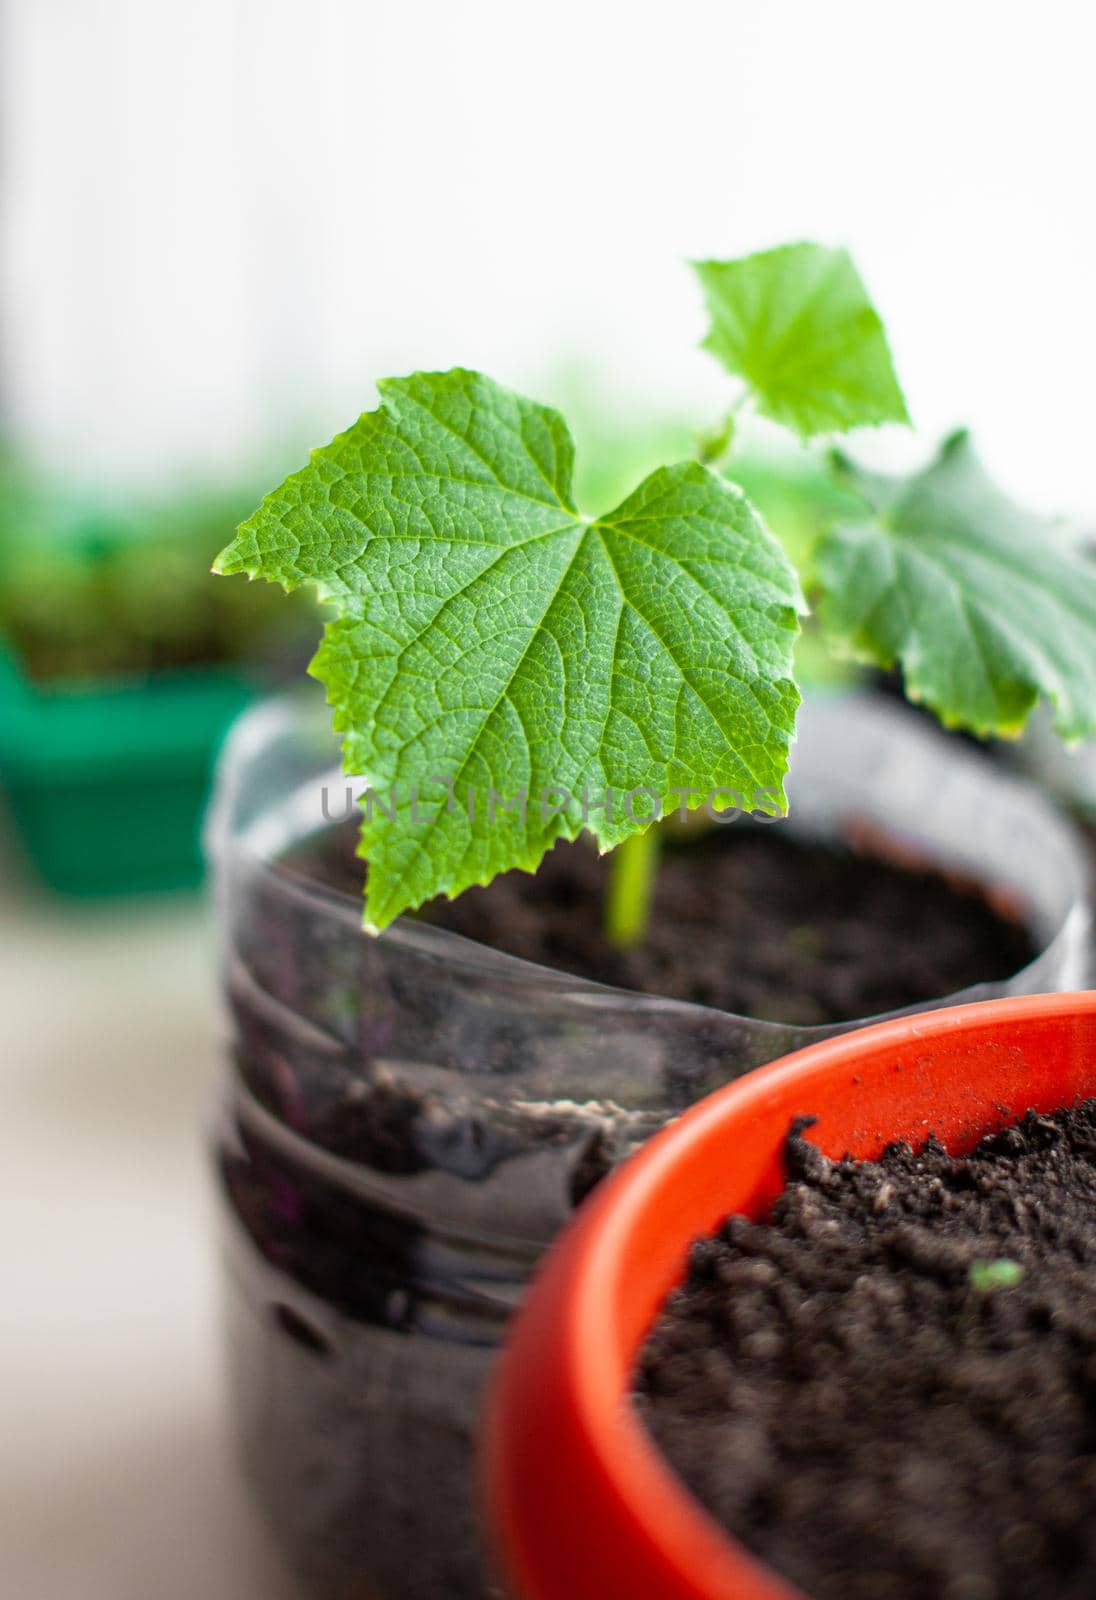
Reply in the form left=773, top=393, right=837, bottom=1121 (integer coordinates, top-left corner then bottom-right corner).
left=638, top=1102, right=1096, bottom=1600
left=301, top=821, right=1034, bottom=1025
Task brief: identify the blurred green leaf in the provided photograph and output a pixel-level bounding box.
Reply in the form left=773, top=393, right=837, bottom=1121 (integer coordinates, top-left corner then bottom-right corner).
left=694, top=243, right=910, bottom=438
left=0, top=473, right=317, bottom=683
left=816, top=433, right=1096, bottom=740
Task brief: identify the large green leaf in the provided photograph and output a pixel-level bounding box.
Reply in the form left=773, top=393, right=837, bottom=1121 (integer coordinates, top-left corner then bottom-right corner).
left=216, top=369, right=803, bottom=929
left=816, top=432, right=1096, bottom=740
left=694, top=243, right=910, bottom=438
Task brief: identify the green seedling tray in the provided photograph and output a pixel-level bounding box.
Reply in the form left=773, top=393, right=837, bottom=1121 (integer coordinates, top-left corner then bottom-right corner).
left=0, top=642, right=255, bottom=895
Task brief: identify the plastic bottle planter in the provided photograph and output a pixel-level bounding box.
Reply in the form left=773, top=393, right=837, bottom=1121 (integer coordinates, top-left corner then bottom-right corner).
left=1012, top=539, right=1096, bottom=824
left=206, top=693, right=1092, bottom=1600
left=1016, top=704, right=1096, bottom=825
left=0, top=642, right=254, bottom=895
left=486, top=991, right=1096, bottom=1600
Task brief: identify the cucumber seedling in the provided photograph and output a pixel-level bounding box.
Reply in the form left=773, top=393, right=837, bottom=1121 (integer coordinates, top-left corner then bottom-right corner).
left=215, top=242, right=1096, bottom=938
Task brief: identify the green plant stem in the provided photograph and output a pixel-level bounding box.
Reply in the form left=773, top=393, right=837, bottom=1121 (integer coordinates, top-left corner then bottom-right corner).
left=603, top=386, right=755, bottom=950
left=604, top=827, right=660, bottom=949
left=696, top=385, right=753, bottom=470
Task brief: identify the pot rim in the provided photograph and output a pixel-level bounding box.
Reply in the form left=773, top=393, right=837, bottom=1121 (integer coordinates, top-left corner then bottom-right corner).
left=207, top=693, right=1093, bottom=1041
left=483, top=990, right=1096, bottom=1600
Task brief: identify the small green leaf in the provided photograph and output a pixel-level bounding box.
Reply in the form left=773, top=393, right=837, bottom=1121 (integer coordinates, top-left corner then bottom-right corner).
left=815, top=432, right=1096, bottom=741
left=694, top=243, right=910, bottom=438
left=969, top=1258, right=1024, bottom=1295
left=216, top=369, right=803, bottom=930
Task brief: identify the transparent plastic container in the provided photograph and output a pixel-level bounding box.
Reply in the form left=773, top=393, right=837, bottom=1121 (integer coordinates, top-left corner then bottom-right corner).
left=1016, top=704, right=1096, bottom=822
left=206, top=690, right=1092, bottom=1600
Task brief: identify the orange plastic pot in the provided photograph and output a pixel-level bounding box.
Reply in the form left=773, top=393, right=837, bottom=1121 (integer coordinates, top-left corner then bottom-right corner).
left=484, top=991, right=1096, bottom=1600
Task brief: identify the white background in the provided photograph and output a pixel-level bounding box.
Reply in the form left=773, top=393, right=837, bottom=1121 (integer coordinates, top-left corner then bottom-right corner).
left=3, top=0, right=1095, bottom=514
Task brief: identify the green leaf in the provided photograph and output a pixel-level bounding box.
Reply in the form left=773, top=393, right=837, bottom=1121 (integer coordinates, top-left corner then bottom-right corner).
left=969, top=1258, right=1024, bottom=1295
left=694, top=243, right=910, bottom=438
left=815, top=432, right=1096, bottom=741
left=216, top=369, right=803, bottom=930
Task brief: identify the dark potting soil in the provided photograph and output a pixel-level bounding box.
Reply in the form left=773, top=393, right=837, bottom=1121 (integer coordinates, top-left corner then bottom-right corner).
left=637, top=1102, right=1096, bottom=1600
left=299, top=821, right=1034, bottom=1026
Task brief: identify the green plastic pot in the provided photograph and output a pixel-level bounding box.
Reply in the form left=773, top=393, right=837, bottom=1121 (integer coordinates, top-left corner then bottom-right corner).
left=0, top=642, right=255, bottom=895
